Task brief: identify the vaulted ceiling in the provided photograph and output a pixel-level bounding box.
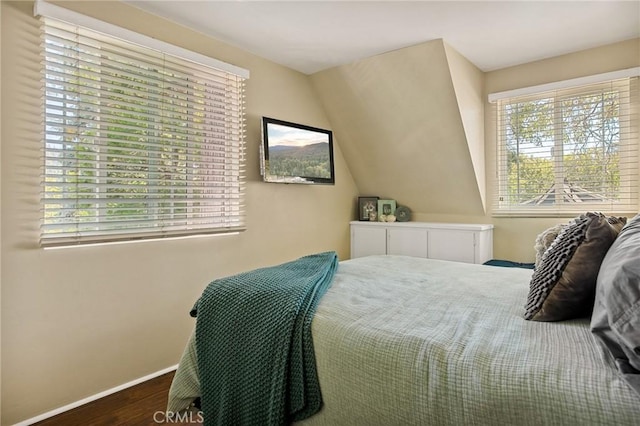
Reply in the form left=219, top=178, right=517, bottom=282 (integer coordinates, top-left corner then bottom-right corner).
left=124, top=1, right=640, bottom=75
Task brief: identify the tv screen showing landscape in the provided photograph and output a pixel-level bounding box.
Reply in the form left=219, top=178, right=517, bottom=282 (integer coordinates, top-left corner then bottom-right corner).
left=261, top=117, right=335, bottom=184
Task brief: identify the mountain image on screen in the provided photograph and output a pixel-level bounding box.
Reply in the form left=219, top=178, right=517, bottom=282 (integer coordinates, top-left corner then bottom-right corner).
left=268, top=142, right=331, bottom=179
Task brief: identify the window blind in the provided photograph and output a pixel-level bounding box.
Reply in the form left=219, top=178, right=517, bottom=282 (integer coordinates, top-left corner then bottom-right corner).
left=40, top=16, right=248, bottom=246
left=492, top=77, right=639, bottom=216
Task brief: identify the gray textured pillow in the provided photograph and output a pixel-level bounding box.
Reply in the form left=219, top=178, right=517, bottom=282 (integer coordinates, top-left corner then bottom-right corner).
left=524, top=212, right=623, bottom=321
left=533, top=221, right=574, bottom=268
left=591, top=213, right=640, bottom=397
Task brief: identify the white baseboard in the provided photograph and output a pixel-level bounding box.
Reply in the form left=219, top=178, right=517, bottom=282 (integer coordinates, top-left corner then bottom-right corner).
left=14, top=364, right=179, bottom=426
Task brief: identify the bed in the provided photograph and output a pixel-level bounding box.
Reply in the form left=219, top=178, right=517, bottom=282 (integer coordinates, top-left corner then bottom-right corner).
left=168, top=215, right=640, bottom=425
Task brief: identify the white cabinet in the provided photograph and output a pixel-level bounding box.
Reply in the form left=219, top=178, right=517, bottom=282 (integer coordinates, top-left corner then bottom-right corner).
left=387, top=226, right=428, bottom=257
left=350, top=221, right=493, bottom=264
left=350, top=225, right=387, bottom=258
left=428, top=229, right=476, bottom=263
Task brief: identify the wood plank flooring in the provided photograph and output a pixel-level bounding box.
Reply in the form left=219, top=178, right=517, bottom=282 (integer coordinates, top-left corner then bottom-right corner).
left=33, top=371, right=202, bottom=425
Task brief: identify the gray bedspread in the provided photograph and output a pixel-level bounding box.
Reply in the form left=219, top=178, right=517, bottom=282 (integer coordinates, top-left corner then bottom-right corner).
left=169, top=255, right=640, bottom=425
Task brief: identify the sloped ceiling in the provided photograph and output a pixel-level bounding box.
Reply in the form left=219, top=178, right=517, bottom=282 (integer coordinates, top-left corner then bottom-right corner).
left=311, top=39, right=486, bottom=216
left=444, top=42, right=486, bottom=212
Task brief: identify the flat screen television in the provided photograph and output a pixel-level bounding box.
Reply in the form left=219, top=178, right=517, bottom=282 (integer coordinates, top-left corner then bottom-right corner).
left=260, top=117, right=335, bottom=185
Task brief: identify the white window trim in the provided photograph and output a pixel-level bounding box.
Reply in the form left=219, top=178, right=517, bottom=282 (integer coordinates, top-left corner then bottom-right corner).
left=491, top=75, right=639, bottom=217
left=488, top=67, right=639, bottom=103
left=34, top=0, right=249, bottom=79
left=36, top=0, right=250, bottom=247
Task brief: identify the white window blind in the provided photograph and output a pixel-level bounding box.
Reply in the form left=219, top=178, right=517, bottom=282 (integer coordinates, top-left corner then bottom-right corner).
left=40, top=16, right=248, bottom=247
left=492, top=77, right=639, bottom=216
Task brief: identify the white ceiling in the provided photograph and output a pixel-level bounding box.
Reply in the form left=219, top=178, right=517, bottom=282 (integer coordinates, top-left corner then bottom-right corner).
left=125, top=1, right=640, bottom=75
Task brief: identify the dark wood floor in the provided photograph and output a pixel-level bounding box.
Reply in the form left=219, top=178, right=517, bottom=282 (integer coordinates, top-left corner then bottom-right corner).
left=34, top=371, right=201, bottom=425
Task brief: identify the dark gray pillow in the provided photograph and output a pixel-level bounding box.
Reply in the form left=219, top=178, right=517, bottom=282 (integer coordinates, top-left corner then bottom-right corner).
left=524, top=212, right=623, bottom=321
left=591, top=213, right=640, bottom=397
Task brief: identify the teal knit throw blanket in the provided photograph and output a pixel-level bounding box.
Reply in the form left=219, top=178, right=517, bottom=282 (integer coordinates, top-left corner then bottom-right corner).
left=190, top=251, right=339, bottom=426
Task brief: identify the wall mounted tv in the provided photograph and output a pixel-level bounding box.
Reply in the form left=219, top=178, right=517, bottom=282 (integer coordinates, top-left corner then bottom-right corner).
left=260, top=117, right=335, bottom=185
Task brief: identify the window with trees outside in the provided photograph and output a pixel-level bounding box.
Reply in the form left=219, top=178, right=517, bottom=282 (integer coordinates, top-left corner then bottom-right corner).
left=493, top=75, right=639, bottom=216
left=39, top=11, right=248, bottom=247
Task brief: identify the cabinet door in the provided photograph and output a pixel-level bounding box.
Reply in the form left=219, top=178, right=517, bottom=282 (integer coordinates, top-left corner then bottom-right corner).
left=428, top=229, right=476, bottom=263
left=351, top=226, right=387, bottom=258
left=387, top=227, right=428, bottom=258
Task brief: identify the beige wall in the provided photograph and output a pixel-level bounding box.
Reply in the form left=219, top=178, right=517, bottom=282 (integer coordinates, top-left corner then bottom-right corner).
left=485, top=38, right=640, bottom=261
left=0, top=1, right=357, bottom=423
left=311, top=39, right=486, bottom=217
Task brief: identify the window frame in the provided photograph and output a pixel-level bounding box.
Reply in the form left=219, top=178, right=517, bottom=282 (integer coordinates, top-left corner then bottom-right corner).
left=36, top=1, right=249, bottom=247
left=491, top=74, right=639, bottom=217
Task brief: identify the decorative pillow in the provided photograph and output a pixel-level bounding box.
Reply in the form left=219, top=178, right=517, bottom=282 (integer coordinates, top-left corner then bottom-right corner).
left=533, top=220, right=574, bottom=268
left=524, top=212, right=624, bottom=321
left=591, top=213, right=640, bottom=397
left=533, top=216, right=626, bottom=268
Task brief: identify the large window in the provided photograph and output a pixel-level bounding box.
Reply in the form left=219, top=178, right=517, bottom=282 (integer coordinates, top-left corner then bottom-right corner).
left=492, top=75, right=639, bottom=216
left=39, top=8, right=248, bottom=247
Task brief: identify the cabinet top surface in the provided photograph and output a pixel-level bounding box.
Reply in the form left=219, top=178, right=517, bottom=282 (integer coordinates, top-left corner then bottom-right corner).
left=350, top=221, right=494, bottom=230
